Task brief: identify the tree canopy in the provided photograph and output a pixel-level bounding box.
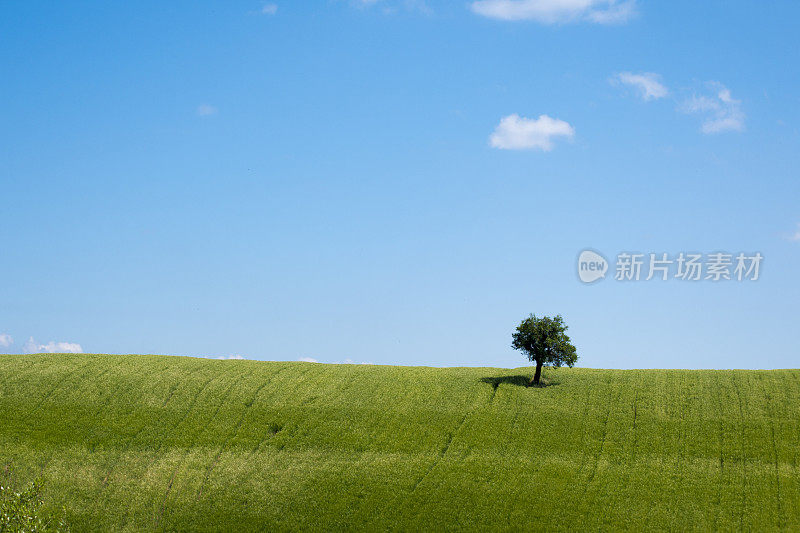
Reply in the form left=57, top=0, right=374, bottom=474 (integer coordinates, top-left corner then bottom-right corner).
left=512, top=314, right=577, bottom=385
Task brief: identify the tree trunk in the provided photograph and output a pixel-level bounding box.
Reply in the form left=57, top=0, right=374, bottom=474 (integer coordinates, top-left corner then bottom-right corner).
left=532, top=362, right=543, bottom=385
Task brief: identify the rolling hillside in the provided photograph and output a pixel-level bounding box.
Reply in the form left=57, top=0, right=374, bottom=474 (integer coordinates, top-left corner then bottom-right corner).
left=1, top=354, right=799, bottom=531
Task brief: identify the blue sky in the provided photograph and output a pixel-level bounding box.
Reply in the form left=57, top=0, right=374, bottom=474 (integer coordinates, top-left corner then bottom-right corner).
left=1, top=1, right=798, bottom=368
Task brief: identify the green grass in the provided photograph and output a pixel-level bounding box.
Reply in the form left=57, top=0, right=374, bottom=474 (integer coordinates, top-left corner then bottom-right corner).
left=1, top=354, right=799, bottom=531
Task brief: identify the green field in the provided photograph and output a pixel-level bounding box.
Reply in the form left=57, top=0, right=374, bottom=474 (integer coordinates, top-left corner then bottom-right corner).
left=1, top=354, right=799, bottom=531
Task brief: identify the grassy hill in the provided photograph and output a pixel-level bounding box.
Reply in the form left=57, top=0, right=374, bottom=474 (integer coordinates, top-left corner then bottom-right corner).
left=1, top=354, right=799, bottom=531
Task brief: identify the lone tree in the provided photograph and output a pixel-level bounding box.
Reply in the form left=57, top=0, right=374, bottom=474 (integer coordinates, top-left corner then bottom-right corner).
left=512, top=314, right=577, bottom=385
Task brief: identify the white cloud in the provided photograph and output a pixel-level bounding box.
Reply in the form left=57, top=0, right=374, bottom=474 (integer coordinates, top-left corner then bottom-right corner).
left=352, top=0, right=432, bottom=14
left=470, top=0, right=636, bottom=24
left=786, top=223, right=800, bottom=242
left=24, top=337, right=83, bottom=354
left=196, top=104, right=218, bottom=117
left=217, top=354, right=246, bottom=360
left=293, top=356, right=374, bottom=364
left=489, top=114, right=574, bottom=151
left=679, top=83, right=744, bottom=134
left=262, top=3, right=278, bottom=14
left=614, top=72, right=668, bottom=101
left=585, top=0, right=634, bottom=23
left=0, top=334, right=12, bottom=348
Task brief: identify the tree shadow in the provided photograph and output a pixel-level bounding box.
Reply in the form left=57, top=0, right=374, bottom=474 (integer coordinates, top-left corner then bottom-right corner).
left=479, top=375, right=560, bottom=389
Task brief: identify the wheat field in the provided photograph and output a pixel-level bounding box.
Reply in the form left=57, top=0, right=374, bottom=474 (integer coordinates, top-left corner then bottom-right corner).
left=1, top=354, right=798, bottom=531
